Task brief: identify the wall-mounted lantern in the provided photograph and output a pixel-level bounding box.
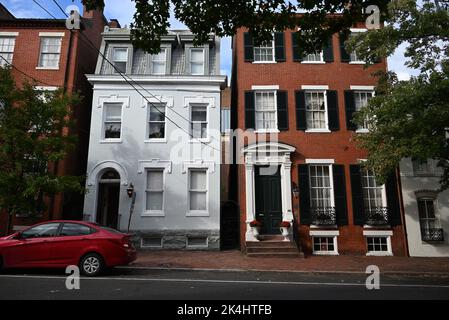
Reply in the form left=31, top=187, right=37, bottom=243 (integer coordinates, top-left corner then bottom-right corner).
left=126, top=183, right=135, bottom=198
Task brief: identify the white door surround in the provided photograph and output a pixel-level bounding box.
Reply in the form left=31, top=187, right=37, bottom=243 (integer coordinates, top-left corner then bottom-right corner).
left=242, top=142, right=296, bottom=242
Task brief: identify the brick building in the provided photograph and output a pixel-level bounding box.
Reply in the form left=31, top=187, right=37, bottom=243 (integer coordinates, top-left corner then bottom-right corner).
left=230, top=25, right=408, bottom=256
left=0, top=4, right=109, bottom=235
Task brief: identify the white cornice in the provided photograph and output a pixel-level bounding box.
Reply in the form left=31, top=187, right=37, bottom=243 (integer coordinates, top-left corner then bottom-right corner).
left=86, top=75, right=227, bottom=88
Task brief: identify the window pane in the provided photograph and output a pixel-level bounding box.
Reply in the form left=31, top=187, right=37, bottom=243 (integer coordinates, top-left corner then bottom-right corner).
left=152, top=62, right=166, bottom=74
left=104, top=123, right=121, bottom=139
left=105, top=103, right=122, bottom=119
left=22, top=223, right=60, bottom=239
left=60, top=224, right=92, bottom=236
left=191, top=49, right=203, bottom=62
left=146, top=192, right=163, bottom=211
left=190, top=171, right=206, bottom=190
left=150, top=105, right=165, bottom=121
left=114, top=48, right=128, bottom=61
left=149, top=123, right=165, bottom=139
left=147, top=171, right=163, bottom=190
left=192, top=106, right=207, bottom=121
left=190, top=192, right=207, bottom=211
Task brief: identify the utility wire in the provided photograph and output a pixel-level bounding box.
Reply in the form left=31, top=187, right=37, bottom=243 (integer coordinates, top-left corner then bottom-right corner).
left=50, top=0, right=221, bottom=152
left=32, top=0, right=59, bottom=20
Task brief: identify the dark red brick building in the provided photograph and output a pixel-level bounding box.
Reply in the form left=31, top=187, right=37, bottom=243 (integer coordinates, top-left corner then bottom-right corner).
left=0, top=4, right=109, bottom=235
left=231, top=24, right=408, bottom=257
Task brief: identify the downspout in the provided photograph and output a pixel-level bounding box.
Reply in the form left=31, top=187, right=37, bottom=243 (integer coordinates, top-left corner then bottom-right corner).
left=396, top=166, right=410, bottom=257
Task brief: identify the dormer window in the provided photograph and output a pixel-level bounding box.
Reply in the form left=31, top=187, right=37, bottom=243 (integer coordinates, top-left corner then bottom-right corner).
left=151, top=48, right=167, bottom=75
left=112, top=48, right=128, bottom=73
left=190, top=48, right=205, bottom=75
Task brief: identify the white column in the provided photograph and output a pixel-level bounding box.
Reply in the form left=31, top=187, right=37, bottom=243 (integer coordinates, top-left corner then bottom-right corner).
left=281, top=155, right=294, bottom=242
left=245, top=154, right=258, bottom=241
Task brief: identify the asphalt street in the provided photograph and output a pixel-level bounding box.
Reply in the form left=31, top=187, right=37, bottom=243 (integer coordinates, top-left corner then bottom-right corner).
left=0, top=267, right=449, bottom=300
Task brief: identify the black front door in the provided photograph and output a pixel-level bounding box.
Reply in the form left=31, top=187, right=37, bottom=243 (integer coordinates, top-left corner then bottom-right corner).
left=96, top=183, right=120, bottom=229
left=255, top=166, right=282, bottom=234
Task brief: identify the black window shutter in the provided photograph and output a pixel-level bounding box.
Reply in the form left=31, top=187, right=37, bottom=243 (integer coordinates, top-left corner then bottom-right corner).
left=323, top=35, right=334, bottom=62
left=344, top=90, right=357, bottom=131
left=244, top=32, right=254, bottom=62
left=274, top=32, right=286, bottom=62
left=339, top=33, right=350, bottom=62
left=333, top=165, right=348, bottom=226
left=245, top=91, right=255, bottom=130
left=295, top=90, right=307, bottom=130
left=386, top=172, right=402, bottom=226
left=291, top=32, right=302, bottom=62
left=277, top=90, right=288, bottom=131
left=350, top=165, right=365, bottom=225
left=327, top=90, right=339, bottom=131
left=299, top=165, right=311, bottom=225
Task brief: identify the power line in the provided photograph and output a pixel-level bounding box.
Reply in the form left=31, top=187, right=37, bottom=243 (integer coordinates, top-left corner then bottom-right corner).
left=32, top=0, right=58, bottom=20
left=50, top=0, right=221, bottom=152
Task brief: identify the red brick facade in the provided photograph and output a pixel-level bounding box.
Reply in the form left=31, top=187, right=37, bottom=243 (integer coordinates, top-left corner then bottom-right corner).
left=0, top=5, right=107, bottom=235
left=231, top=26, right=408, bottom=256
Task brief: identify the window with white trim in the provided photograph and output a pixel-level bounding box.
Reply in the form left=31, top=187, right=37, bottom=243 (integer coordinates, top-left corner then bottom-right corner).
left=305, top=91, right=327, bottom=130
left=354, top=91, right=374, bottom=130
left=412, top=158, right=430, bottom=176
left=148, top=103, right=166, bottom=139
left=309, top=165, right=333, bottom=210
left=145, top=169, right=164, bottom=212
left=103, top=103, right=122, bottom=140
left=38, top=37, right=62, bottom=68
left=313, top=237, right=337, bottom=254
left=190, top=48, right=205, bottom=75
left=255, top=91, right=277, bottom=131
left=349, top=32, right=366, bottom=63
left=151, top=48, right=167, bottom=75
left=189, top=169, right=207, bottom=212
left=361, top=169, right=386, bottom=212
left=112, top=48, right=128, bottom=73
left=366, top=237, right=389, bottom=253
left=417, top=198, right=444, bottom=242
left=191, top=105, right=208, bottom=139
left=254, top=40, right=274, bottom=62
left=0, top=37, right=16, bottom=66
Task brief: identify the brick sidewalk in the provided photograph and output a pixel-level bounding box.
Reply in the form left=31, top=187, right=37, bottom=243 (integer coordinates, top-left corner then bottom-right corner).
left=130, top=250, right=449, bottom=275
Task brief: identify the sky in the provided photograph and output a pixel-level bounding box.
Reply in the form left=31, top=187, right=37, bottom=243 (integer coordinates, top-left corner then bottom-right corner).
left=1, top=0, right=416, bottom=81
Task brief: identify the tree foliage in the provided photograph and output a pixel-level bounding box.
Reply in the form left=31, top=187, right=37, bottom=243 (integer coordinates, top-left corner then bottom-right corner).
left=82, top=0, right=389, bottom=54
left=0, top=68, right=85, bottom=231
left=351, top=0, right=449, bottom=189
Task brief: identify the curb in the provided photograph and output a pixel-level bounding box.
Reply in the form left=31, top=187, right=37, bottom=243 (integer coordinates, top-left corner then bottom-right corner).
left=117, top=265, right=449, bottom=277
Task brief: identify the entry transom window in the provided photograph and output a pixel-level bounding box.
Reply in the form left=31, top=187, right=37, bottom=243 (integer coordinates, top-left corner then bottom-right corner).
left=146, top=170, right=164, bottom=212
left=254, top=41, right=274, bottom=62
left=112, top=48, right=128, bottom=73
left=103, top=103, right=122, bottom=140
left=305, top=91, right=327, bottom=130
left=255, top=91, right=277, bottom=131
left=191, top=105, right=208, bottom=139
left=313, top=237, right=336, bottom=254
left=0, top=37, right=16, bottom=66
left=354, top=91, right=373, bottom=130
left=189, top=170, right=207, bottom=212
left=190, top=48, right=205, bottom=75
left=309, top=165, right=333, bottom=209
left=366, top=237, right=389, bottom=252
left=151, top=48, right=167, bottom=75
left=38, top=37, right=62, bottom=68
left=148, top=103, right=166, bottom=139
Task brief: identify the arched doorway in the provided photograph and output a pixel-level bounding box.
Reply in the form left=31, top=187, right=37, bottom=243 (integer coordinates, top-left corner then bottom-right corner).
left=96, top=169, right=121, bottom=229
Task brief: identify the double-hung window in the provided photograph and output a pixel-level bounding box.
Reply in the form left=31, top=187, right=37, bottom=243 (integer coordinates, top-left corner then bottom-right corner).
left=103, top=103, right=122, bottom=140
left=191, top=105, right=208, bottom=139
left=190, top=48, right=205, bottom=75
left=255, top=91, right=277, bottom=131
left=412, top=158, right=430, bottom=176
left=0, top=37, right=16, bottom=66
left=151, top=48, right=167, bottom=75
left=349, top=30, right=367, bottom=63
left=112, top=48, right=128, bottom=73
left=354, top=91, right=373, bottom=130
left=148, top=103, right=166, bottom=139
left=145, top=170, right=164, bottom=213
left=189, top=170, right=207, bottom=212
left=254, top=40, right=274, bottom=62
left=38, top=37, right=62, bottom=68
left=418, top=198, right=444, bottom=242
left=309, top=165, right=333, bottom=211
left=361, top=169, right=388, bottom=225
left=303, top=52, right=323, bottom=63
left=305, top=91, right=327, bottom=130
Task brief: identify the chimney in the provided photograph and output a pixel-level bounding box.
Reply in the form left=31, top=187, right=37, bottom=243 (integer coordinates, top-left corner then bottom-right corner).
left=83, top=4, right=103, bottom=19
left=108, top=19, right=121, bottom=29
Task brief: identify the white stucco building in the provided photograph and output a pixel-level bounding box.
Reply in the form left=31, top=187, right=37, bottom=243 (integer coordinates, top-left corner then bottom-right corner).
left=400, top=158, right=449, bottom=257
left=83, top=27, right=226, bottom=250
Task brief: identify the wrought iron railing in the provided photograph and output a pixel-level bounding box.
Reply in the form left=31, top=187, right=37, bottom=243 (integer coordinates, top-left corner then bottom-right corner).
left=421, top=228, right=445, bottom=242
left=311, top=207, right=337, bottom=226
left=365, top=207, right=389, bottom=226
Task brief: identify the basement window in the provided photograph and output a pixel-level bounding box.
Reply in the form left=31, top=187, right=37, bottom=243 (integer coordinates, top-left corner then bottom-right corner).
left=366, top=236, right=392, bottom=256
left=141, top=237, right=163, bottom=249
left=187, top=237, right=208, bottom=248
left=312, top=236, right=338, bottom=255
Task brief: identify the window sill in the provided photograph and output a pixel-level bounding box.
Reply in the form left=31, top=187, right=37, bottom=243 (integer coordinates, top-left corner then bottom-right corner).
left=366, top=252, right=393, bottom=257
left=349, top=61, right=366, bottom=65
left=252, top=61, right=277, bottom=64
left=142, top=211, right=165, bottom=217
left=144, top=139, right=167, bottom=144
left=36, top=66, right=60, bottom=70
left=356, top=129, right=370, bottom=134
left=99, top=139, right=123, bottom=144
left=186, top=211, right=210, bottom=217
left=301, top=61, right=326, bottom=64
left=255, top=129, right=280, bottom=134
left=305, top=129, right=332, bottom=134
left=312, top=251, right=339, bottom=256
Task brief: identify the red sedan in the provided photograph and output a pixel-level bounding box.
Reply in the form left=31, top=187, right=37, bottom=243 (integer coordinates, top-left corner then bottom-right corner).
left=0, top=221, right=137, bottom=276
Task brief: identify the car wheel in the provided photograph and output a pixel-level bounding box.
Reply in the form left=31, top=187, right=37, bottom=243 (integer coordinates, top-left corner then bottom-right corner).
left=79, top=253, right=104, bottom=277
